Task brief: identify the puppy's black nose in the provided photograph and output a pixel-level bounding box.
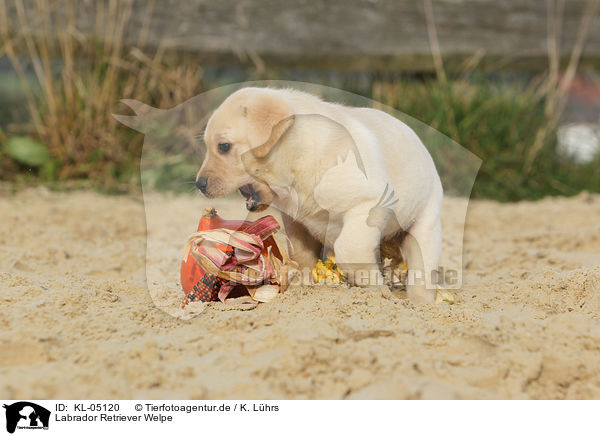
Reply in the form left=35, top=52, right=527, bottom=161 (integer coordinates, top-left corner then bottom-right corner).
left=195, top=177, right=208, bottom=194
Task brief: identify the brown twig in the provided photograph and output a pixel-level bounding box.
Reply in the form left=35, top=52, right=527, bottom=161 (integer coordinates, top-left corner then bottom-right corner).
left=525, top=0, right=599, bottom=170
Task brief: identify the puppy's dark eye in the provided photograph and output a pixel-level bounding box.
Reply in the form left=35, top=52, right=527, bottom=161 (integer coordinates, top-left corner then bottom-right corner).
left=218, top=142, right=231, bottom=154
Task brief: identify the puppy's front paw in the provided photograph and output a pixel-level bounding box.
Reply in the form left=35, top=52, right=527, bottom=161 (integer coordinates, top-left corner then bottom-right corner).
left=341, top=263, right=385, bottom=287
left=406, top=286, right=437, bottom=305
left=380, top=285, right=394, bottom=300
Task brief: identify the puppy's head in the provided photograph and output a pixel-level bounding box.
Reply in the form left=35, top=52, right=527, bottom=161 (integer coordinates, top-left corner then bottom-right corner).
left=196, top=88, right=294, bottom=211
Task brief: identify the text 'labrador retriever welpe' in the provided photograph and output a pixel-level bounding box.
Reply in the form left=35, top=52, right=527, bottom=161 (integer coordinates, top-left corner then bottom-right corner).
left=195, top=87, right=443, bottom=304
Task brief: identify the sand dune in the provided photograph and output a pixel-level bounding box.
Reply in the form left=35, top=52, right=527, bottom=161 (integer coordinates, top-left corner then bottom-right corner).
left=1, top=185, right=599, bottom=399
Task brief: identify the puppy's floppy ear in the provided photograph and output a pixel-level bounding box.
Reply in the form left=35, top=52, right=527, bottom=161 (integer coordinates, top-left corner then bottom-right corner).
left=251, top=115, right=295, bottom=158
left=244, top=94, right=295, bottom=158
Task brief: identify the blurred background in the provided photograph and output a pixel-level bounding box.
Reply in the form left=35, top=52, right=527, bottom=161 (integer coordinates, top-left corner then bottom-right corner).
left=0, top=0, right=598, bottom=201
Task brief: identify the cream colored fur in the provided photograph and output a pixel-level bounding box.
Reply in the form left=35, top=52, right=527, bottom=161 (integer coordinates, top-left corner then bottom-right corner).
left=197, top=87, right=443, bottom=303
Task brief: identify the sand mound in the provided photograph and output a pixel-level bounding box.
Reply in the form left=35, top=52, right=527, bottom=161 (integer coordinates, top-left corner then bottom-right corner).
left=1, top=185, right=599, bottom=399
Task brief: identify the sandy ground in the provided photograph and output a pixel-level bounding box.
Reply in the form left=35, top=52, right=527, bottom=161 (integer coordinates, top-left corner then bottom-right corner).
left=1, top=185, right=600, bottom=400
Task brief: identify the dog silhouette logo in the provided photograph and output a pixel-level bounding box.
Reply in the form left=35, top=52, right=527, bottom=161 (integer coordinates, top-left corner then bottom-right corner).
left=113, top=81, right=481, bottom=317
left=2, top=402, right=50, bottom=434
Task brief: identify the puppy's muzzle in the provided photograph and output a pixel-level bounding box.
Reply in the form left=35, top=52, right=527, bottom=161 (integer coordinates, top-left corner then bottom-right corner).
left=239, top=184, right=261, bottom=211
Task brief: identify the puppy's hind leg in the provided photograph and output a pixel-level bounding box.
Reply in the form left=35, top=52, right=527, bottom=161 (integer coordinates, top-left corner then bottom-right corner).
left=400, top=208, right=442, bottom=304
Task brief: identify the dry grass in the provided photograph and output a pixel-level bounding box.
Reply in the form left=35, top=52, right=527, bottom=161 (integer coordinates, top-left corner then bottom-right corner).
left=524, top=0, right=600, bottom=171
left=0, top=0, right=205, bottom=187
left=0, top=0, right=598, bottom=199
left=372, top=0, right=600, bottom=201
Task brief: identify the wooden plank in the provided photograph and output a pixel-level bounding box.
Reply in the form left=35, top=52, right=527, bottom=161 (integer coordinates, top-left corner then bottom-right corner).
left=5, top=0, right=600, bottom=72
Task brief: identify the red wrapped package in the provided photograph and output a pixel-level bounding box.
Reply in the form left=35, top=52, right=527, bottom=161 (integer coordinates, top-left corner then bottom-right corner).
left=180, top=208, right=290, bottom=306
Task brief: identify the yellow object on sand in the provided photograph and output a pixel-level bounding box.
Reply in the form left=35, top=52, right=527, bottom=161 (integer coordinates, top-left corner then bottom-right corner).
left=435, top=286, right=455, bottom=305
left=311, top=254, right=455, bottom=304
left=311, top=253, right=344, bottom=283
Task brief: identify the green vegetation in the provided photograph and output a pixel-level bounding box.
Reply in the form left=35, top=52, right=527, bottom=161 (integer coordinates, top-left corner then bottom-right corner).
left=0, top=0, right=598, bottom=201
left=373, top=77, right=600, bottom=201
left=0, top=0, right=205, bottom=192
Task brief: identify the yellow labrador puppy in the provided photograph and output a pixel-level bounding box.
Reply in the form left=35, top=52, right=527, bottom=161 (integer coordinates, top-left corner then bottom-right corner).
left=196, top=87, right=443, bottom=303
